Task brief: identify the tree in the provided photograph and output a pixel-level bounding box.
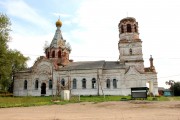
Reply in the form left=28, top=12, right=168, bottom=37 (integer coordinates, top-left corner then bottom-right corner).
left=0, top=13, right=11, bottom=91
left=170, top=82, right=180, bottom=96
left=166, top=80, right=175, bottom=96
left=0, top=13, right=29, bottom=92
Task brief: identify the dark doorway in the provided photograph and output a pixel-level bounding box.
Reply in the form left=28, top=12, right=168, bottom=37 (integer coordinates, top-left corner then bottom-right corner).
left=41, top=83, right=46, bottom=95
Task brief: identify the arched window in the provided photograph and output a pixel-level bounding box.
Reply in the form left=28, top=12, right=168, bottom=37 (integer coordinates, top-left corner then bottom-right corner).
left=47, top=52, right=50, bottom=58
left=134, top=24, right=137, bottom=32
left=121, top=25, right=124, bottom=33
left=92, top=78, right=96, bottom=89
left=61, top=79, right=65, bottom=86
left=113, top=79, right=117, bottom=88
left=106, top=79, right=110, bottom=89
left=52, top=51, right=55, bottom=58
left=49, top=79, right=52, bottom=89
left=127, top=24, right=132, bottom=33
left=58, top=50, right=61, bottom=58
left=82, top=78, right=86, bottom=89
left=35, top=80, right=38, bottom=89
left=129, top=48, right=132, bottom=55
left=72, top=78, right=77, bottom=89
left=24, top=80, right=27, bottom=90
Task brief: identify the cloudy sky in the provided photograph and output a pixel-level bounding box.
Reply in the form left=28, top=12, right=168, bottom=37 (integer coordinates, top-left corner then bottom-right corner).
left=1, top=0, right=180, bottom=88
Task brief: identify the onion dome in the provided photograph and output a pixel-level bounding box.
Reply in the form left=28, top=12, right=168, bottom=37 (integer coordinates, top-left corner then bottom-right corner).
left=56, top=19, right=62, bottom=27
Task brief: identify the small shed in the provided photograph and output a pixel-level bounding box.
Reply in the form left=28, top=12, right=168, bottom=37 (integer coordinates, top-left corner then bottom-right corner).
left=131, top=87, right=148, bottom=99
left=163, top=89, right=172, bottom=96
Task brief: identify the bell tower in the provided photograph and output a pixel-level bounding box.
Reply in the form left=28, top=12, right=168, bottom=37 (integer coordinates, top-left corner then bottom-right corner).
left=45, top=19, right=71, bottom=66
left=118, top=17, right=144, bottom=72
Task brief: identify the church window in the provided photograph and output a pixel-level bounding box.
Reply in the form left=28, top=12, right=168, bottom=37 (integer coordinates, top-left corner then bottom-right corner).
left=24, top=80, right=27, bottom=90
left=127, top=24, right=132, bottom=32
left=82, top=78, right=86, bottom=89
left=134, top=24, right=137, bottom=32
left=129, top=48, right=132, bottom=55
left=35, top=80, right=38, bottom=89
left=92, top=78, right=96, bottom=89
left=72, top=79, right=77, bottom=89
left=47, top=52, right=50, bottom=58
left=106, top=79, right=110, bottom=89
left=121, top=25, right=124, bottom=33
left=58, top=50, right=61, bottom=58
left=49, top=79, right=52, bottom=89
left=113, top=79, right=117, bottom=88
left=61, top=78, right=65, bottom=86
left=52, top=51, right=55, bottom=58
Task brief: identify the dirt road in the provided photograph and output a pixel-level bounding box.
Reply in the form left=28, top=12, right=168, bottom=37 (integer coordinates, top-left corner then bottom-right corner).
left=0, top=101, right=180, bottom=120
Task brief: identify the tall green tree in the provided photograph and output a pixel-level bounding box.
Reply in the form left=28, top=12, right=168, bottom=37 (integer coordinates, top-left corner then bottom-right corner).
left=0, top=13, right=29, bottom=92
left=170, top=82, right=180, bottom=96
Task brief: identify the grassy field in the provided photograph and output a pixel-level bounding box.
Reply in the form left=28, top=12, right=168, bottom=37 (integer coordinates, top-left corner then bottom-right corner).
left=0, top=96, right=180, bottom=108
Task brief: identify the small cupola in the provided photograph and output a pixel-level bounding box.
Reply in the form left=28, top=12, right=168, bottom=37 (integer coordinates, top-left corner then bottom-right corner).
left=118, top=17, right=138, bottom=34
left=56, top=19, right=62, bottom=27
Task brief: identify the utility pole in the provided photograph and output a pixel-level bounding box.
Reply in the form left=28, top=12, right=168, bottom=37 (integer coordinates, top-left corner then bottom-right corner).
left=97, top=69, right=100, bottom=96
left=51, top=61, right=54, bottom=99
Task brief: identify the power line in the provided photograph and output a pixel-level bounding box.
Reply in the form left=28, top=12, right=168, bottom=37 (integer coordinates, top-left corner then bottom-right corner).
left=22, top=53, right=180, bottom=59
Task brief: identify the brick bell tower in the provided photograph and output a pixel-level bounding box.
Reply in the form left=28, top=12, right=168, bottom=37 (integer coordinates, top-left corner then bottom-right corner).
left=45, top=19, right=71, bottom=66
left=118, top=17, right=144, bottom=73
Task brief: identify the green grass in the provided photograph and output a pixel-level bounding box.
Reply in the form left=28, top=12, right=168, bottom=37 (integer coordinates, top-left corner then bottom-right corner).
left=0, top=96, right=180, bottom=108
left=0, top=96, right=53, bottom=108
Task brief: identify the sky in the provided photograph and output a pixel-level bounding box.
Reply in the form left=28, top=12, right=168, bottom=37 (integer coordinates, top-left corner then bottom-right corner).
left=1, top=0, right=180, bottom=88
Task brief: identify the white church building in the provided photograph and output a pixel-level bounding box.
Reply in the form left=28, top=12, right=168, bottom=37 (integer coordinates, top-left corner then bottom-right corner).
left=13, top=17, right=158, bottom=96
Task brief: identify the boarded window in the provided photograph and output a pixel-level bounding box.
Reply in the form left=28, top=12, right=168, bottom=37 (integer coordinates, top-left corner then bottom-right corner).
left=113, top=79, right=117, bottom=88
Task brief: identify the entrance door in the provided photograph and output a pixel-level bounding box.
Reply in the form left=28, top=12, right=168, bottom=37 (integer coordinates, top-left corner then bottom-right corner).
left=41, top=83, right=46, bottom=95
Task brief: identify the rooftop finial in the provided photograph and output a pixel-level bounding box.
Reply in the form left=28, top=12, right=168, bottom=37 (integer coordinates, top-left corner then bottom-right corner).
left=56, top=19, right=62, bottom=27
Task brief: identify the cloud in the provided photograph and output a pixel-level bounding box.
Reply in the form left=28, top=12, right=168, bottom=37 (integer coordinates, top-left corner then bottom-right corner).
left=8, top=33, right=54, bottom=66
left=52, top=12, right=71, bottom=18
left=2, top=0, right=52, bottom=30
